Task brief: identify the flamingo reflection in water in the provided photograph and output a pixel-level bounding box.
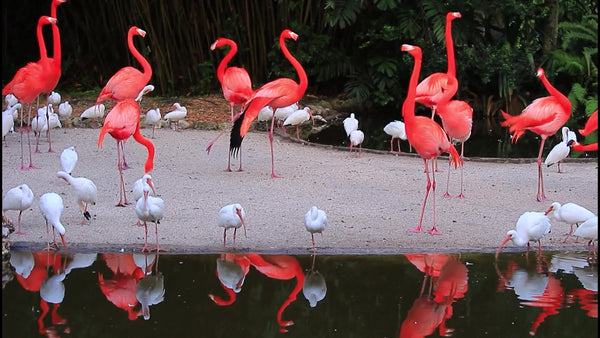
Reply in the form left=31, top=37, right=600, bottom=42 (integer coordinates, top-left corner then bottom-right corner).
left=399, top=254, right=468, bottom=338
left=208, top=253, right=304, bottom=332
left=98, top=253, right=147, bottom=320
left=495, top=258, right=565, bottom=336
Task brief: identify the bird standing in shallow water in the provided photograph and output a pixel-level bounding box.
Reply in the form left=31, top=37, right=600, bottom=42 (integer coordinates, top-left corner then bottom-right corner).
left=495, top=211, right=552, bottom=261
left=305, top=206, right=327, bottom=251
left=3, top=183, right=34, bottom=234
left=217, top=204, right=247, bottom=246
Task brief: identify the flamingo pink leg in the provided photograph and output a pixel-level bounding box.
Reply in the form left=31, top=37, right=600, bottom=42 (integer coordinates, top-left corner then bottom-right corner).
left=536, top=137, right=549, bottom=202
left=269, top=115, right=281, bottom=178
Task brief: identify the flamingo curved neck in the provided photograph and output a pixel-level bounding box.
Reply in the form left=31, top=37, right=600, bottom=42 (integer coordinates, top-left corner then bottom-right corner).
left=37, top=18, right=50, bottom=61
left=128, top=28, right=153, bottom=84
left=539, top=72, right=571, bottom=112
left=280, top=34, right=308, bottom=97
left=217, top=39, right=237, bottom=83
left=133, top=124, right=155, bottom=173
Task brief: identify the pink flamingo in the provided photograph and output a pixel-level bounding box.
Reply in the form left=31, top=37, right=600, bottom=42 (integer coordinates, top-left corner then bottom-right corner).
left=415, top=12, right=462, bottom=118
left=98, top=99, right=155, bottom=206
left=436, top=99, right=473, bottom=198
left=501, top=68, right=572, bottom=202
left=2, top=16, right=57, bottom=170
left=401, top=44, right=462, bottom=235
left=230, top=29, right=308, bottom=178
left=207, top=37, right=253, bottom=171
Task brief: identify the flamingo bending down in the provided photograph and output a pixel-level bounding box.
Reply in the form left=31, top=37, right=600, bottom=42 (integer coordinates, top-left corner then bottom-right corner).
left=545, top=201, right=595, bottom=243
left=436, top=99, right=473, bottom=198
left=305, top=206, right=327, bottom=251
left=415, top=12, right=461, bottom=118
left=2, top=183, right=34, bottom=235
left=401, top=44, right=462, bottom=235
left=2, top=16, right=58, bottom=170
left=383, top=120, right=407, bottom=153
left=544, top=126, right=577, bottom=173
left=283, top=106, right=313, bottom=140
left=98, top=99, right=155, bottom=206
left=217, top=204, right=247, bottom=246
left=501, top=68, right=572, bottom=202
left=135, top=175, right=165, bottom=252
left=39, top=192, right=68, bottom=253
left=56, top=171, right=98, bottom=225
left=230, top=29, right=308, bottom=178
left=96, top=26, right=152, bottom=104
left=495, top=211, right=551, bottom=260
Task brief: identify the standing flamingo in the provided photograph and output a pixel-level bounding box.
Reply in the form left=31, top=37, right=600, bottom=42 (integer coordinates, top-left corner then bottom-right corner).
left=230, top=29, right=308, bottom=178
left=501, top=68, right=572, bottom=202
left=96, top=26, right=152, bottom=104
left=36, top=0, right=67, bottom=153
left=2, top=16, right=57, bottom=170
left=39, top=192, right=68, bottom=253
left=2, top=183, right=35, bottom=235
left=495, top=211, right=552, bottom=260
left=436, top=99, right=473, bottom=198
left=415, top=12, right=462, bottom=118
left=98, top=99, right=155, bottom=206
left=211, top=38, right=253, bottom=122
left=401, top=44, right=462, bottom=235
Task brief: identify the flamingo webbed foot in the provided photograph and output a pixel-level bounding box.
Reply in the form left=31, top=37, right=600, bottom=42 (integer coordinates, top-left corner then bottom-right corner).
left=409, top=227, right=421, bottom=233
left=456, top=193, right=466, bottom=199
left=426, top=228, right=442, bottom=235
left=443, top=192, right=452, bottom=198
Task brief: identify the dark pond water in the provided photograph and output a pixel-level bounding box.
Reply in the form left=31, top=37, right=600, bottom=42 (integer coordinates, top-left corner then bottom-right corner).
left=3, top=250, right=597, bottom=337
left=305, top=111, right=598, bottom=159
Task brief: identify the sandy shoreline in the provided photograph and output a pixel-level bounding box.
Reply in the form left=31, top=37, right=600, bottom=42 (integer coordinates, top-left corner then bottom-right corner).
left=2, top=127, right=598, bottom=255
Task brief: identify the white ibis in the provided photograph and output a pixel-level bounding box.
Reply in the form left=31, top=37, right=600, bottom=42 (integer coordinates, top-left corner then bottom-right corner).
left=217, top=203, right=247, bottom=246
left=2, top=183, right=34, bottom=234
left=495, top=211, right=552, bottom=260
left=545, top=202, right=595, bottom=243
left=305, top=206, right=327, bottom=251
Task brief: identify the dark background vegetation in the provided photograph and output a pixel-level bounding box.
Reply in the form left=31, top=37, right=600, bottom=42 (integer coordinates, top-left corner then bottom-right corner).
left=2, top=0, right=597, bottom=134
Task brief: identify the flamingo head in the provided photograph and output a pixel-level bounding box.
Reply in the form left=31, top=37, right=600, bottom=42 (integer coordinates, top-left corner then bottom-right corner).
left=448, top=12, right=462, bottom=20
left=134, top=27, right=147, bottom=38
left=401, top=44, right=422, bottom=57
left=536, top=68, right=544, bottom=78
left=282, top=29, right=298, bottom=41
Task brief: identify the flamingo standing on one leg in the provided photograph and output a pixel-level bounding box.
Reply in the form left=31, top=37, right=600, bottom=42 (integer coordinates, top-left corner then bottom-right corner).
left=436, top=99, right=473, bottom=198
left=207, top=38, right=253, bottom=172
left=98, top=99, right=155, bottom=206
left=230, top=29, right=308, bottom=178
left=401, top=44, right=462, bottom=235
left=2, top=16, right=58, bottom=170
left=501, top=68, right=572, bottom=202
left=415, top=12, right=462, bottom=119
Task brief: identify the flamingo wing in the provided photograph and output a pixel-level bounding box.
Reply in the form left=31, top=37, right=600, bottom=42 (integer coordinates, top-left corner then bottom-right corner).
left=415, top=73, right=458, bottom=108
left=222, top=67, right=253, bottom=105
